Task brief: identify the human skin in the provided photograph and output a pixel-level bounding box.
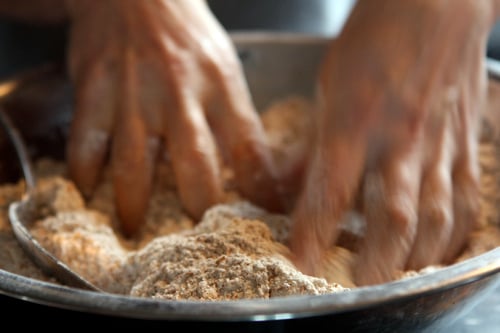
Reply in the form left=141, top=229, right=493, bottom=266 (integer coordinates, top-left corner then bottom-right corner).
left=289, top=0, right=500, bottom=286
left=64, top=0, right=287, bottom=236
left=2, top=0, right=499, bottom=286
left=0, top=0, right=285, bottom=236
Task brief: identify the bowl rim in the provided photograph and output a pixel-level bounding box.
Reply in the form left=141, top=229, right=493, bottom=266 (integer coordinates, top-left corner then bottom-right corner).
left=0, top=247, right=498, bottom=321
left=0, top=32, right=499, bottom=322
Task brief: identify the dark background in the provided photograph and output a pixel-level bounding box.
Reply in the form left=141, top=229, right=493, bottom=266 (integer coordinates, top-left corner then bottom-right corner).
left=3, top=0, right=499, bottom=81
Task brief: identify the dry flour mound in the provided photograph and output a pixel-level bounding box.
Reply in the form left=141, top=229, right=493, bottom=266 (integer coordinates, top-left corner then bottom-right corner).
left=0, top=95, right=499, bottom=301
left=129, top=205, right=343, bottom=300
left=22, top=168, right=348, bottom=299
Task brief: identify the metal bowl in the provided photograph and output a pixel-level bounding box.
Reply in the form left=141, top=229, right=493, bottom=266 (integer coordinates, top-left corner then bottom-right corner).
left=0, top=33, right=499, bottom=332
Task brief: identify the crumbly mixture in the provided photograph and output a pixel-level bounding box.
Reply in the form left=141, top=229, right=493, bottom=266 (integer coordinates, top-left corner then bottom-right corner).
left=21, top=175, right=344, bottom=298
left=0, top=183, right=55, bottom=282
left=129, top=203, right=342, bottom=300
left=0, top=95, right=499, bottom=300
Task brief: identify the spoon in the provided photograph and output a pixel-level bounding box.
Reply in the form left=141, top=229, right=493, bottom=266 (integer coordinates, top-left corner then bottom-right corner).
left=0, top=108, right=101, bottom=292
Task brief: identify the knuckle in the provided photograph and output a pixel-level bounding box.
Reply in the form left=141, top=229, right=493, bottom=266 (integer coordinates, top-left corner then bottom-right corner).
left=167, top=50, right=192, bottom=78
left=384, top=196, right=418, bottom=238
left=421, top=203, right=453, bottom=233
left=199, top=48, right=239, bottom=82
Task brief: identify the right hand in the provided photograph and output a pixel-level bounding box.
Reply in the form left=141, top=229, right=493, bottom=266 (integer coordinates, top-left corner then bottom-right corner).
left=289, top=0, right=495, bottom=286
left=64, top=0, right=284, bottom=236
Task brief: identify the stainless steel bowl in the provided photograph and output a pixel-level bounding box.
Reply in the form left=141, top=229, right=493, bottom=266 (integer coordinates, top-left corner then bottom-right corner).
left=0, top=33, right=499, bottom=332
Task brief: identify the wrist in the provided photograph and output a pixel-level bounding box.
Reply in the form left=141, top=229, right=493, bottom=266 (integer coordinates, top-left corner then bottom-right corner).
left=0, top=0, right=69, bottom=23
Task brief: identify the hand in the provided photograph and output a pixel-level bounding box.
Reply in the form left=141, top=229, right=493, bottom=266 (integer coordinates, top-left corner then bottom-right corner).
left=65, top=0, right=283, bottom=236
left=289, top=0, right=497, bottom=285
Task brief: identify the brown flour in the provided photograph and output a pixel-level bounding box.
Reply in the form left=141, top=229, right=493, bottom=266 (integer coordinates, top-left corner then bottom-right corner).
left=0, top=95, right=499, bottom=300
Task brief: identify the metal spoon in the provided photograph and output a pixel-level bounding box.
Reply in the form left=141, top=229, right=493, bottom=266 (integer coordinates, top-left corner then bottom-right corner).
left=0, top=108, right=101, bottom=292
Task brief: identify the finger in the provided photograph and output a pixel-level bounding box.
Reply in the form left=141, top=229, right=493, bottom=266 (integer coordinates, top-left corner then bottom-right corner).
left=166, top=94, right=223, bottom=221
left=444, top=82, right=482, bottom=263
left=111, top=52, right=159, bottom=237
left=289, top=134, right=366, bottom=276
left=112, top=119, right=159, bottom=237
left=207, top=63, right=285, bottom=212
left=444, top=157, right=480, bottom=263
left=67, top=62, right=115, bottom=197
left=355, top=149, right=421, bottom=286
left=406, top=163, right=453, bottom=269
left=406, top=119, right=454, bottom=269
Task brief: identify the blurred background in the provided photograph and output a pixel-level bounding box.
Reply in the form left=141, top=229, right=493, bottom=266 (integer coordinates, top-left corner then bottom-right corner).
left=0, top=0, right=352, bottom=79
left=1, top=0, right=500, bottom=80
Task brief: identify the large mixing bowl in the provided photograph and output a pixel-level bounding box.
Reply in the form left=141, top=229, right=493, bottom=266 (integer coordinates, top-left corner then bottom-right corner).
left=0, top=33, right=499, bottom=332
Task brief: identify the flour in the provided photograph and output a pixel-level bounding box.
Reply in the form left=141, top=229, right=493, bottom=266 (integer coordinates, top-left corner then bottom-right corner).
left=19, top=172, right=345, bottom=299
left=0, top=95, right=499, bottom=300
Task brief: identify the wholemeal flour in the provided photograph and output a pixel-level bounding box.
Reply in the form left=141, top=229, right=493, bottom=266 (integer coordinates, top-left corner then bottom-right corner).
left=0, top=96, right=499, bottom=300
